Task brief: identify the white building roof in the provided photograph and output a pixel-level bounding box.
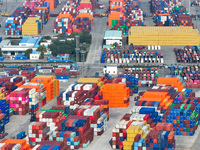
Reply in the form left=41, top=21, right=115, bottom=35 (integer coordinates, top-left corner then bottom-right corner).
left=104, top=30, right=122, bottom=40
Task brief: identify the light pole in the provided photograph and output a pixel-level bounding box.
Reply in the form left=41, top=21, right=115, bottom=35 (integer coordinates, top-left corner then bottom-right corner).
left=80, top=50, right=86, bottom=77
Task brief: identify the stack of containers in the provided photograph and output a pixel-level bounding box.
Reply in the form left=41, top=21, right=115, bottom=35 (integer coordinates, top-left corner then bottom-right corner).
left=163, top=89, right=200, bottom=136
left=53, top=5, right=76, bottom=34
left=118, top=74, right=138, bottom=94
left=22, top=17, right=42, bottom=35
left=0, top=139, right=31, bottom=149
left=100, top=84, right=129, bottom=107
left=151, top=0, right=193, bottom=27
left=45, top=0, right=57, bottom=10
left=54, top=13, right=73, bottom=34
left=28, top=122, right=50, bottom=146
left=169, top=65, right=200, bottom=88
left=138, top=88, right=174, bottom=110
left=112, top=113, right=175, bottom=150
left=35, top=2, right=50, bottom=25
left=0, top=100, right=9, bottom=125
left=136, top=85, right=178, bottom=111
left=157, top=77, right=185, bottom=91
left=77, top=0, right=93, bottom=11
left=56, top=72, right=69, bottom=82
left=23, top=0, right=41, bottom=11
left=174, top=46, right=200, bottom=63
left=73, top=12, right=93, bottom=32
left=31, top=75, right=59, bottom=101
left=0, top=87, right=7, bottom=99
left=21, top=70, right=36, bottom=79
left=77, top=78, right=103, bottom=88
left=122, top=67, right=159, bottom=86
left=31, top=141, right=65, bottom=149
left=39, top=66, right=54, bottom=73
left=57, top=115, right=93, bottom=149
left=19, top=83, right=47, bottom=111
left=58, top=83, right=100, bottom=110
left=5, top=7, right=32, bottom=35
left=35, top=110, right=64, bottom=131
left=0, top=109, right=6, bottom=139
left=108, top=0, right=144, bottom=35
left=8, top=88, right=29, bottom=115
left=73, top=104, right=108, bottom=136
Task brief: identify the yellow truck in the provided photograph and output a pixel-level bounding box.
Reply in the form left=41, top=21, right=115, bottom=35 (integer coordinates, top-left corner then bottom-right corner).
left=1, top=13, right=9, bottom=17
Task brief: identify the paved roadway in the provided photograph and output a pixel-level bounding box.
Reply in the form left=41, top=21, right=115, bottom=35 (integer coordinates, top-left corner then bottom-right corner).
left=41, top=0, right=67, bottom=36
left=86, top=0, right=109, bottom=65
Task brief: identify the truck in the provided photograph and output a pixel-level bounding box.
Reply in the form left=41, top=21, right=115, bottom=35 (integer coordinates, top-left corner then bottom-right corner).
left=97, top=2, right=104, bottom=9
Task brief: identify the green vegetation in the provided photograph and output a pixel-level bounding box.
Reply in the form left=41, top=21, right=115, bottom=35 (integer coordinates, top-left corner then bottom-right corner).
left=36, top=45, right=47, bottom=59
left=24, top=49, right=33, bottom=59
left=113, top=42, right=118, bottom=48
left=50, top=31, right=92, bottom=61
left=0, top=49, right=2, bottom=57
left=43, top=36, right=51, bottom=40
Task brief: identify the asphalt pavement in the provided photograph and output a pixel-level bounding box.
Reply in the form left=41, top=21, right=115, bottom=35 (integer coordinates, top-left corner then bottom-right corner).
left=86, top=0, right=109, bottom=65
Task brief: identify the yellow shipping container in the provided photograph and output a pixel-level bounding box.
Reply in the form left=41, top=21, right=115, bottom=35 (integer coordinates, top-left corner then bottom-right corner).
left=77, top=78, right=101, bottom=83
left=22, top=17, right=42, bottom=35
left=129, top=26, right=200, bottom=45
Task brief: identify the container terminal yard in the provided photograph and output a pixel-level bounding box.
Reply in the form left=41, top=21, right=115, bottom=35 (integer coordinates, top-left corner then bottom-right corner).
left=0, top=0, right=200, bottom=150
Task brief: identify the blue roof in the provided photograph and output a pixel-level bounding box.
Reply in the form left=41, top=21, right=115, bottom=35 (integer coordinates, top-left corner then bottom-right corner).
left=33, top=37, right=42, bottom=48
left=19, top=36, right=39, bottom=45
left=31, top=51, right=40, bottom=54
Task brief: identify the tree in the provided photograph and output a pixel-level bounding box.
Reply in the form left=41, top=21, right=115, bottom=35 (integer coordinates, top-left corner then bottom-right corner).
left=24, top=49, right=33, bottom=59
left=80, top=31, right=92, bottom=44
left=113, top=42, right=118, bottom=48
left=49, top=43, right=57, bottom=56
left=43, top=36, right=51, bottom=40
left=0, top=49, right=2, bottom=57
left=36, top=45, right=46, bottom=59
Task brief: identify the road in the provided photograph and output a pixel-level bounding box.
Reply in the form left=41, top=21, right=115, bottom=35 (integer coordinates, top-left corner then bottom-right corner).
left=41, top=0, right=67, bottom=36
left=140, top=0, right=155, bottom=26
left=86, top=0, right=109, bottom=64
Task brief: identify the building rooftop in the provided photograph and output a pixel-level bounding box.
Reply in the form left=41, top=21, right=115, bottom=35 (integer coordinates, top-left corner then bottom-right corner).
left=31, top=51, right=40, bottom=54
left=0, top=40, right=10, bottom=48
left=104, top=30, right=122, bottom=40
left=19, top=36, right=40, bottom=45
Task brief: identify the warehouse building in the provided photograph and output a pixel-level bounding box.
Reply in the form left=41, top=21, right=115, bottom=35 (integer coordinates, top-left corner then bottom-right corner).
left=1, top=36, right=42, bottom=56
left=104, top=30, right=122, bottom=46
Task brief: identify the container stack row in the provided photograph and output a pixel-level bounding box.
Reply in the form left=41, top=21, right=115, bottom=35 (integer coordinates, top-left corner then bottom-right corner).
left=0, top=139, right=31, bottom=149
left=22, top=17, right=42, bottom=35
left=0, top=100, right=9, bottom=125
left=174, top=46, right=200, bottom=63
left=101, top=84, right=130, bottom=107
left=54, top=0, right=93, bottom=34
left=31, top=75, right=59, bottom=101
left=151, top=0, right=193, bottom=27
left=101, top=48, right=164, bottom=64
left=108, top=0, right=145, bottom=35
left=112, top=112, right=175, bottom=149
left=5, top=0, right=50, bottom=35
left=0, top=108, right=6, bottom=139
left=118, top=74, right=138, bottom=93
left=169, top=65, right=200, bottom=88
left=5, top=7, right=32, bottom=35
left=26, top=76, right=112, bottom=148
left=120, top=67, right=159, bottom=86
